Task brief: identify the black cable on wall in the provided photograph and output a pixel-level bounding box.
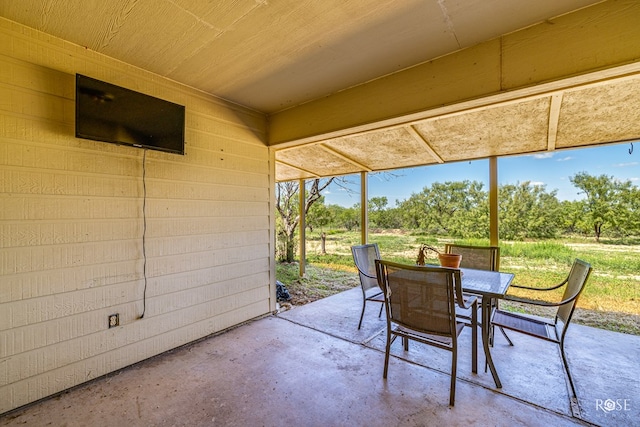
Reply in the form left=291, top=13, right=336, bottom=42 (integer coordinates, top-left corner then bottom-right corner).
left=139, top=149, right=148, bottom=318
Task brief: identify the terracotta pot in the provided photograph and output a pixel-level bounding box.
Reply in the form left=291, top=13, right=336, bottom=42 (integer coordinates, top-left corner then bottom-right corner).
left=438, top=253, right=462, bottom=268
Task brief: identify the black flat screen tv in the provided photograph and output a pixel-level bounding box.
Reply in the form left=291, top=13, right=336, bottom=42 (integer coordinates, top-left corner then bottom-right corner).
left=75, top=74, right=185, bottom=155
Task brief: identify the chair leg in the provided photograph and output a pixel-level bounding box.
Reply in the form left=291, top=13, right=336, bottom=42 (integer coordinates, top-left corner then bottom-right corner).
left=378, top=302, right=383, bottom=318
left=383, top=330, right=392, bottom=379
left=471, top=301, right=478, bottom=374
left=358, top=301, right=366, bottom=330
left=450, top=348, right=457, bottom=406
left=490, top=298, right=513, bottom=346
left=499, top=326, right=514, bottom=346
left=560, top=341, right=578, bottom=398
left=489, top=325, right=513, bottom=347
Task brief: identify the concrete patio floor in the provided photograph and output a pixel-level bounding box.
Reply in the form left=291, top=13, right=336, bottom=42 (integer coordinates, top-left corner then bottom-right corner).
left=1, top=287, right=638, bottom=427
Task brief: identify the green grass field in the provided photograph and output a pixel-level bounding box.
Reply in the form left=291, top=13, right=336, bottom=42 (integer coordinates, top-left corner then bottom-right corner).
left=277, top=230, right=640, bottom=335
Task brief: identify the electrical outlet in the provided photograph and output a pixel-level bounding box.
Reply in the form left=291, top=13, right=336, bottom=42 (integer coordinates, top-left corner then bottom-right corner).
left=108, top=313, right=119, bottom=328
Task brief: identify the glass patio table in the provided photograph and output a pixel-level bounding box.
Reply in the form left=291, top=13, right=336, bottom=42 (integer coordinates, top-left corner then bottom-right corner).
left=459, top=267, right=514, bottom=388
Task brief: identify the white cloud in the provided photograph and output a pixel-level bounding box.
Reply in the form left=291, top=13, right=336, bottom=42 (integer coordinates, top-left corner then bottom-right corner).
left=532, top=153, right=554, bottom=159
left=613, top=162, right=639, bottom=168
left=556, top=156, right=573, bottom=162
left=529, top=181, right=545, bottom=186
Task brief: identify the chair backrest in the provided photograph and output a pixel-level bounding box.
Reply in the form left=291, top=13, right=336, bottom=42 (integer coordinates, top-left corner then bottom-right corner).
left=375, top=260, right=460, bottom=337
left=351, top=243, right=381, bottom=292
left=556, top=258, right=592, bottom=326
left=444, top=244, right=500, bottom=271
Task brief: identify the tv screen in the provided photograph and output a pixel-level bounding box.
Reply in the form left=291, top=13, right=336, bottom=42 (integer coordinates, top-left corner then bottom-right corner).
left=75, top=74, right=185, bottom=155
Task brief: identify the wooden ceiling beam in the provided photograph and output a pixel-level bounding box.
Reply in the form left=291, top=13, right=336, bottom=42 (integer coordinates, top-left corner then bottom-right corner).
left=319, top=144, right=372, bottom=171
left=547, top=93, right=564, bottom=151
left=406, top=125, right=444, bottom=163
left=275, top=160, right=319, bottom=178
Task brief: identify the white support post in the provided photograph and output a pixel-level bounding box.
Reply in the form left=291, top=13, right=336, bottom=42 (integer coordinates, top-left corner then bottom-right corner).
left=299, top=179, right=306, bottom=277
left=489, top=157, right=499, bottom=246
left=360, top=172, right=368, bottom=244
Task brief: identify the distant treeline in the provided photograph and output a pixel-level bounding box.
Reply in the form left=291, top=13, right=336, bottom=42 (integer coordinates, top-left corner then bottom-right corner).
left=275, top=172, right=639, bottom=261
left=304, top=173, right=640, bottom=241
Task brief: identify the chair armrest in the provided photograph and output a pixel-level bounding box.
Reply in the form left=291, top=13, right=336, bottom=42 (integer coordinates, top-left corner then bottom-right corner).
left=503, top=292, right=579, bottom=307
left=354, top=265, right=377, bottom=280
left=457, top=294, right=477, bottom=310
left=509, top=278, right=567, bottom=292
left=359, top=271, right=377, bottom=280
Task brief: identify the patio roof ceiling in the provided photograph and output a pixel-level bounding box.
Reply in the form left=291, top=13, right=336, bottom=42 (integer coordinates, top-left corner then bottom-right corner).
left=274, top=72, right=640, bottom=180
left=2, top=0, right=639, bottom=182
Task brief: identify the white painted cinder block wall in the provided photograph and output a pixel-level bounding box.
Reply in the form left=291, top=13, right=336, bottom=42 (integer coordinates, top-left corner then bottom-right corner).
left=0, top=18, right=274, bottom=413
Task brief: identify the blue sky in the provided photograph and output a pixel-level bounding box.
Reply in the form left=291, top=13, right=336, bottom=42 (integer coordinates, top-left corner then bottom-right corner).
left=323, top=141, right=639, bottom=207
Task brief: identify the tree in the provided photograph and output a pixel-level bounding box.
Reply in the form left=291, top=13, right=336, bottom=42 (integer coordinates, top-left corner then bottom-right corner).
left=447, top=181, right=489, bottom=238
left=397, top=192, right=428, bottom=229
left=306, top=196, right=332, bottom=232
left=333, top=204, right=360, bottom=230
left=499, top=182, right=561, bottom=239
left=569, top=172, right=632, bottom=241
left=369, top=196, right=387, bottom=228
left=275, top=179, right=334, bottom=262
left=618, top=185, right=640, bottom=236
left=558, top=200, right=585, bottom=235
left=397, top=180, right=487, bottom=236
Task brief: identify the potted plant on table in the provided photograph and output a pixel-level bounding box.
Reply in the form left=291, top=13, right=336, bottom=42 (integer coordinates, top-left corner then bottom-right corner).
left=416, top=244, right=462, bottom=268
